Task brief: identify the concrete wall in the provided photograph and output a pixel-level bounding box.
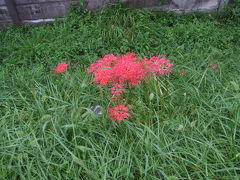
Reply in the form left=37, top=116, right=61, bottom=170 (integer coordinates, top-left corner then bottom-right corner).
left=84, top=0, right=229, bottom=12
left=0, top=0, right=79, bottom=27
left=0, top=0, right=12, bottom=27
left=0, top=0, right=230, bottom=27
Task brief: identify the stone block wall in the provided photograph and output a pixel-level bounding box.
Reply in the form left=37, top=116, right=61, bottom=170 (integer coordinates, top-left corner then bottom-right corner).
left=84, top=0, right=229, bottom=12
left=0, top=0, right=12, bottom=27
left=0, top=0, right=79, bottom=27
left=0, top=0, right=230, bottom=27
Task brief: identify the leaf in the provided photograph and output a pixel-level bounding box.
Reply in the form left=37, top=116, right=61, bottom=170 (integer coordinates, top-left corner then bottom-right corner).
left=41, top=114, right=52, bottom=120
left=81, top=82, right=87, bottom=88
left=177, top=124, right=184, bottom=130
left=230, top=81, right=239, bottom=91
left=76, top=145, right=94, bottom=152
left=149, top=93, right=155, bottom=101
left=168, top=176, right=178, bottom=180
left=61, top=124, right=75, bottom=129
left=190, top=121, right=196, bottom=127
left=72, top=156, right=84, bottom=165
left=48, top=104, right=70, bottom=111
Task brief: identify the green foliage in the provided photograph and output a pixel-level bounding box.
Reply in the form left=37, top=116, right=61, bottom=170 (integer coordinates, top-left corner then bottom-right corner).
left=0, top=5, right=240, bottom=179
left=1, top=4, right=239, bottom=66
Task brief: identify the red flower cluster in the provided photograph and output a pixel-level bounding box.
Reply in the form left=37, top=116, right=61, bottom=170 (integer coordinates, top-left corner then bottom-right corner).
left=108, top=105, right=131, bottom=123
left=142, top=56, right=173, bottom=75
left=89, top=53, right=174, bottom=123
left=111, top=83, right=126, bottom=97
left=53, top=62, right=70, bottom=73
left=88, top=53, right=144, bottom=86
left=209, top=62, right=218, bottom=70
left=89, top=53, right=173, bottom=87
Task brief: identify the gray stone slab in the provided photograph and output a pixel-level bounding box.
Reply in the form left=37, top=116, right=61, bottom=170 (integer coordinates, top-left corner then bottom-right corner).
left=0, top=0, right=5, bottom=6
left=154, top=0, right=229, bottom=13
left=15, top=0, right=65, bottom=5
left=123, top=0, right=161, bottom=8
left=84, top=0, right=229, bottom=12
left=0, top=6, right=11, bottom=21
left=16, top=2, right=67, bottom=20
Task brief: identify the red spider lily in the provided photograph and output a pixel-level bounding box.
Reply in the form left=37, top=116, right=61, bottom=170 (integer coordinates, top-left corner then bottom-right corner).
left=111, top=83, right=126, bottom=97
left=147, top=56, right=173, bottom=75
left=88, top=54, right=118, bottom=73
left=53, top=62, right=70, bottom=74
left=108, top=105, right=131, bottom=123
left=89, top=53, right=174, bottom=123
left=94, top=68, right=112, bottom=86
left=111, top=54, right=145, bottom=86
left=209, top=62, right=218, bottom=70
left=88, top=53, right=173, bottom=87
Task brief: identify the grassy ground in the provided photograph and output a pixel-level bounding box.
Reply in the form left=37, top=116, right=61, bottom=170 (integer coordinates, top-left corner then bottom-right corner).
left=0, top=4, right=240, bottom=179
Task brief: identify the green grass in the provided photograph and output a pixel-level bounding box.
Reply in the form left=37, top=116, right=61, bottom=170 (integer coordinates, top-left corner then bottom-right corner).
left=0, top=4, right=240, bottom=179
